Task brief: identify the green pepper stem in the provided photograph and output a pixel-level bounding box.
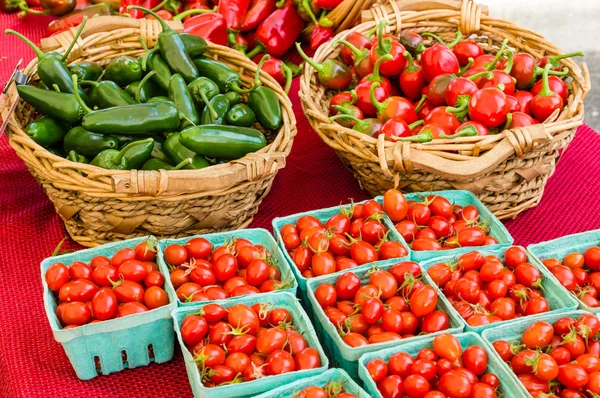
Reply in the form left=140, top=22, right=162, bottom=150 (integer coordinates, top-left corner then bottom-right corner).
left=441, top=125, right=478, bottom=139
left=318, top=9, right=333, bottom=28
left=199, top=88, right=218, bottom=119
left=546, top=51, right=584, bottom=66
left=503, top=50, right=514, bottom=74
left=414, top=95, right=427, bottom=112
left=486, top=39, right=509, bottom=71
left=285, top=61, right=303, bottom=77
left=150, top=0, right=168, bottom=11
left=301, top=0, right=319, bottom=25
left=128, top=6, right=171, bottom=31
left=536, top=66, right=569, bottom=77
left=114, top=138, right=154, bottom=165
left=295, top=42, right=323, bottom=73
left=71, top=74, right=93, bottom=114
left=448, top=31, right=462, bottom=48
left=275, top=0, right=286, bottom=6
left=446, top=97, right=469, bottom=114
left=136, top=70, right=157, bottom=103
left=409, top=120, right=424, bottom=130
left=538, top=64, right=555, bottom=97
left=62, top=16, right=88, bottom=62
left=423, top=32, right=462, bottom=48
left=172, top=158, right=193, bottom=170
left=458, top=58, right=474, bottom=76
left=375, top=20, right=390, bottom=56
left=368, top=53, right=393, bottom=83
left=245, top=43, right=265, bottom=59
left=253, top=54, right=269, bottom=88
left=422, top=32, right=446, bottom=46
left=68, top=150, right=79, bottom=162
left=365, top=25, right=378, bottom=40
left=330, top=114, right=368, bottom=131
left=4, top=29, right=45, bottom=59
left=397, top=130, right=433, bottom=143
left=334, top=39, right=367, bottom=60
left=17, top=0, right=47, bottom=15
left=467, top=71, right=494, bottom=81
left=173, top=6, right=217, bottom=21
left=52, top=84, right=61, bottom=93
left=403, top=51, right=419, bottom=72
left=503, top=113, right=513, bottom=131
left=333, top=105, right=354, bottom=115
left=79, top=80, right=99, bottom=88
left=370, top=82, right=387, bottom=114
left=281, top=62, right=293, bottom=95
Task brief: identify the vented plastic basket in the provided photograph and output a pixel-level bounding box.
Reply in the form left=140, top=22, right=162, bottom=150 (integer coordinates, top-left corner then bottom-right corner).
left=157, top=228, right=298, bottom=306
left=40, top=236, right=177, bottom=380
left=358, top=332, right=526, bottom=398
left=420, top=246, right=579, bottom=334
left=306, top=261, right=465, bottom=379
left=528, top=229, right=600, bottom=314
left=254, top=368, right=370, bottom=398
left=482, top=310, right=590, bottom=398
left=172, top=292, right=328, bottom=398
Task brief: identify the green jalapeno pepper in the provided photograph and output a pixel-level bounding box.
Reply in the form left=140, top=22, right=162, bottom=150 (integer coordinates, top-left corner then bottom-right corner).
left=248, top=86, right=282, bottom=130
left=67, top=150, right=89, bottom=164
left=125, top=78, right=166, bottom=103
left=142, top=158, right=192, bottom=170
left=63, top=126, right=119, bottom=158
left=46, top=147, right=65, bottom=157
left=36, top=81, right=48, bottom=90
left=91, top=138, right=154, bottom=170
left=224, top=91, right=241, bottom=106
left=169, top=74, right=199, bottom=128
left=164, top=132, right=210, bottom=170
left=81, top=80, right=137, bottom=109
left=121, top=138, right=155, bottom=169
left=69, top=61, right=102, bottom=82
left=25, top=116, right=68, bottom=147
left=180, top=125, right=266, bottom=160
left=225, top=104, right=256, bottom=127
left=188, top=77, right=219, bottom=117
left=147, top=96, right=171, bottom=103
left=104, top=56, right=143, bottom=87
left=180, top=33, right=208, bottom=58
left=150, top=141, right=171, bottom=163
left=5, top=18, right=88, bottom=101
left=128, top=6, right=199, bottom=83
left=200, top=94, right=230, bottom=125
left=138, top=38, right=172, bottom=91
left=193, top=56, right=261, bottom=94
left=17, top=85, right=84, bottom=124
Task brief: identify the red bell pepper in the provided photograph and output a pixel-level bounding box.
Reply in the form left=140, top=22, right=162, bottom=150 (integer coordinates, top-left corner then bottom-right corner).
left=218, top=0, right=251, bottom=31
left=240, top=0, right=276, bottom=32
left=310, top=24, right=334, bottom=50
left=142, top=0, right=163, bottom=9
left=246, top=0, right=304, bottom=57
left=120, top=0, right=144, bottom=18
left=46, top=3, right=112, bottom=36
left=182, top=12, right=228, bottom=47
left=313, top=0, right=343, bottom=10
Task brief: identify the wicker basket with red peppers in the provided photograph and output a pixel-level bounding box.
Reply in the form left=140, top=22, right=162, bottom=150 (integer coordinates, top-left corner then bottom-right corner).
left=299, top=0, right=590, bottom=220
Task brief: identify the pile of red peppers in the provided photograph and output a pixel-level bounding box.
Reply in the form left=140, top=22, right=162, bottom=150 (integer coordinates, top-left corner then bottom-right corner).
left=315, top=21, right=583, bottom=143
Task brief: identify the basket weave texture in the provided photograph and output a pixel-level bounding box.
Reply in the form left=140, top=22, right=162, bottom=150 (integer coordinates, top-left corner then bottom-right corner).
left=299, top=0, right=591, bottom=220
left=7, top=18, right=296, bottom=247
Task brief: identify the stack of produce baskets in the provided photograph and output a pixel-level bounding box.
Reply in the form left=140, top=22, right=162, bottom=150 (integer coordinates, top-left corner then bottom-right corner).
left=6, top=17, right=296, bottom=247
left=299, top=0, right=590, bottom=219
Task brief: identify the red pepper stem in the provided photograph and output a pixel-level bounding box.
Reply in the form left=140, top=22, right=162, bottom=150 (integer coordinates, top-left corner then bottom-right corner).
left=503, top=50, right=514, bottom=74
left=441, top=125, right=478, bottom=139
left=365, top=25, right=378, bottom=40
left=446, top=98, right=469, bottom=114
left=334, top=39, right=367, bottom=60
left=535, top=66, right=569, bottom=77
left=409, top=120, right=424, bottom=129
left=250, top=54, right=269, bottom=90
left=422, top=31, right=462, bottom=49
left=375, top=20, right=391, bottom=56
left=368, top=53, right=393, bottom=83
left=173, top=6, right=216, bottom=20
left=128, top=6, right=171, bottom=31
left=467, top=71, right=494, bottom=81
left=538, top=64, right=555, bottom=97
left=330, top=113, right=363, bottom=126
left=458, top=58, right=474, bottom=76
left=403, top=51, right=419, bottom=72
left=503, top=113, right=513, bottom=131
left=136, top=70, right=157, bottom=103
left=396, top=130, right=433, bottom=143
left=70, top=74, right=93, bottom=114
left=62, top=16, right=88, bottom=62
left=547, top=51, right=584, bottom=64
left=301, top=0, right=319, bottom=25
left=4, top=29, right=45, bottom=59
left=333, top=105, right=354, bottom=115
left=369, top=82, right=387, bottom=114
left=486, top=39, right=508, bottom=71
left=349, top=89, right=357, bottom=105
left=318, top=9, right=333, bottom=28
left=281, top=62, right=293, bottom=94
left=414, top=95, right=427, bottom=112
left=275, top=0, right=286, bottom=6
left=245, top=44, right=265, bottom=59
left=295, top=42, right=325, bottom=74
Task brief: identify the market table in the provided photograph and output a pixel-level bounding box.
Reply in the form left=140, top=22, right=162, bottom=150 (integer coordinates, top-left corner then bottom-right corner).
left=1, top=14, right=599, bottom=398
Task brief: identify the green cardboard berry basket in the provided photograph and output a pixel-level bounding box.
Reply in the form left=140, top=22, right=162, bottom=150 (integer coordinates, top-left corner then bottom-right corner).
left=254, top=368, right=370, bottom=398
left=528, top=229, right=600, bottom=314
left=420, top=246, right=579, bottom=334
left=171, top=291, right=329, bottom=398
left=40, top=236, right=177, bottom=380
left=157, top=228, right=298, bottom=306
left=358, top=332, right=526, bottom=398
left=305, top=261, right=465, bottom=379
left=481, top=310, right=590, bottom=398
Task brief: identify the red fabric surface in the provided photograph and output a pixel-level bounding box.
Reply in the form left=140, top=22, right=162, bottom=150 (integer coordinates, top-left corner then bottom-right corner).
left=1, top=14, right=600, bottom=398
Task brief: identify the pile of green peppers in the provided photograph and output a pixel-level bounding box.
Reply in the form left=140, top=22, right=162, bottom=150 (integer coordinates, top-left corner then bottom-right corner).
left=12, top=10, right=283, bottom=171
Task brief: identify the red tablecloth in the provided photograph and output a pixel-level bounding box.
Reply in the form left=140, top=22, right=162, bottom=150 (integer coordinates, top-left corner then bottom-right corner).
left=1, top=14, right=599, bottom=398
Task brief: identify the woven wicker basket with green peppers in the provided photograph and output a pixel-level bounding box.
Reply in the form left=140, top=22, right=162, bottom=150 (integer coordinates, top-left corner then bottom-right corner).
left=10, top=11, right=283, bottom=171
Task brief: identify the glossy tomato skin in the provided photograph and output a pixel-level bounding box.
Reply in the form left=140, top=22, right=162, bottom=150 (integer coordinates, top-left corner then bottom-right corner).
left=59, top=279, right=99, bottom=302
left=46, top=263, right=70, bottom=291
left=377, top=375, right=404, bottom=398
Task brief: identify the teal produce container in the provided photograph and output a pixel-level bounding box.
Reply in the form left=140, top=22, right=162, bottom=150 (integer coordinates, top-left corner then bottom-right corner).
left=172, top=292, right=329, bottom=398
left=420, top=246, right=579, bottom=334
left=306, top=261, right=465, bottom=379
left=358, top=332, right=526, bottom=398
left=40, top=236, right=177, bottom=380
left=157, top=228, right=298, bottom=306
left=528, top=228, right=600, bottom=313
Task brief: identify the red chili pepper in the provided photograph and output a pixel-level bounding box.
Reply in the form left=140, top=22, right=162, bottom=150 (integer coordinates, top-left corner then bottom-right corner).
left=251, top=54, right=295, bottom=93
left=338, top=32, right=373, bottom=65
left=424, top=107, right=461, bottom=132
left=468, top=87, right=510, bottom=128
left=530, top=75, right=568, bottom=103
left=45, top=3, right=112, bottom=36
left=505, top=95, right=520, bottom=112
left=333, top=39, right=372, bottom=78
left=456, top=121, right=489, bottom=136
left=399, top=52, right=425, bottom=101
left=331, top=105, right=364, bottom=128
left=420, top=32, right=461, bottom=82
left=246, top=0, right=304, bottom=57
left=182, top=2, right=211, bottom=19
left=514, top=91, right=533, bottom=115
left=370, top=82, right=418, bottom=124
left=74, top=0, right=91, bottom=11
left=218, top=0, right=251, bottom=31
left=415, top=97, right=435, bottom=120
left=121, top=0, right=144, bottom=18
left=452, top=40, right=483, bottom=66
left=310, top=25, right=334, bottom=51
left=313, top=0, right=342, bottom=10
left=354, top=55, right=393, bottom=117
left=425, top=74, right=456, bottom=107
left=295, top=43, right=351, bottom=90
left=241, top=0, right=276, bottom=32
left=506, top=112, right=539, bottom=128
left=369, top=21, right=406, bottom=77
left=380, top=119, right=423, bottom=141
left=398, top=32, right=425, bottom=55
left=530, top=64, right=564, bottom=122
left=511, top=52, right=570, bottom=91
left=445, top=73, right=492, bottom=107
left=329, top=90, right=357, bottom=114
left=182, top=12, right=228, bottom=46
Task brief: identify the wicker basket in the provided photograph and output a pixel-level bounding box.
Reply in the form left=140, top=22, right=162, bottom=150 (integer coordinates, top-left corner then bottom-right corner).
left=302, top=0, right=382, bottom=40
left=6, top=17, right=296, bottom=247
left=299, top=0, right=590, bottom=220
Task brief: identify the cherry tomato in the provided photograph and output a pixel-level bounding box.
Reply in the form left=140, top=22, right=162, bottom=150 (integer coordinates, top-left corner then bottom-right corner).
left=584, top=247, right=600, bottom=270
left=421, top=310, right=450, bottom=333
left=118, top=259, right=148, bottom=283
left=343, top=332, right=368, bottom=347
left=68, top=261, right=92, bottom=281
left=383, top=189, right=408, bottom=222
left=395, top=220, right=418, bottom=243
left=256, top=327, right=286, bottom=355
left=404, top=374, right=431, bottom=396
left=438, top=369, right=472, bottom=398
left=367, top=358, right=389, bottom=383
left=350, top=240, right=378, bottom=265
left=410, top=285, right=438, bottom=317
left=61, top=301, right=91, bottom=326
left=412, top=359, right=436, bottom=380
left=326, top=213, right=352, bottom=235
left=377, top=375, right=404, bottom=398
left=144, top=286, right=169, bottom=310
left=169, top=268, right=191, bottom=288
left=294, top=347, right=321, bottom=370
left=90, top=256, right=110, bottom=270
left=213, top=254, right=238, bottom=282
left=285, top=330, right=309, bottom=355
left=224, top=352, right=250, bottom=375
left=269, top=308, right=292, bottom=326
left=227, top=304, right=259, bottom=335
left=558, top=363, right=589, bottom=389
left=91, top=287, right=118, bottom=320
left=59, top=279, right=99, bottom=302
left=296, top=216, right=323, bottom=233
left=184, top=238, right=212, bottom=259
left=433, top=334, right=462, bottom=362
left=46, top=263, right=70, bottom=291
left=196, top=343, right=226, bottom=368
left=362, top=297, right=384, bottom=324
left=117, top=302, right=148, bottom=317
left=522, top=321, right=554, bottom=348
left=314, top=283, right=337, bottom=308
left=163, top=244, right=188, bottom=266
left=111, top=248, right=136, bottom=267
left=265, top=349, right=295, bottom=375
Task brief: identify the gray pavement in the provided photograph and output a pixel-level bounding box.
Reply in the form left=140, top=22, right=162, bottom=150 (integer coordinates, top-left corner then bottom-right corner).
left=583, top=51, right=600, bottom=132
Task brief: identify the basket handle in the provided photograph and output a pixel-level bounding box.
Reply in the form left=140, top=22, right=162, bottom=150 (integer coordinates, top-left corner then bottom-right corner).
left=111, top=151, right=287, bottom=196
left=379, top=124, right=561, bottom=181
left=40, top=16, right=183, bottom=55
